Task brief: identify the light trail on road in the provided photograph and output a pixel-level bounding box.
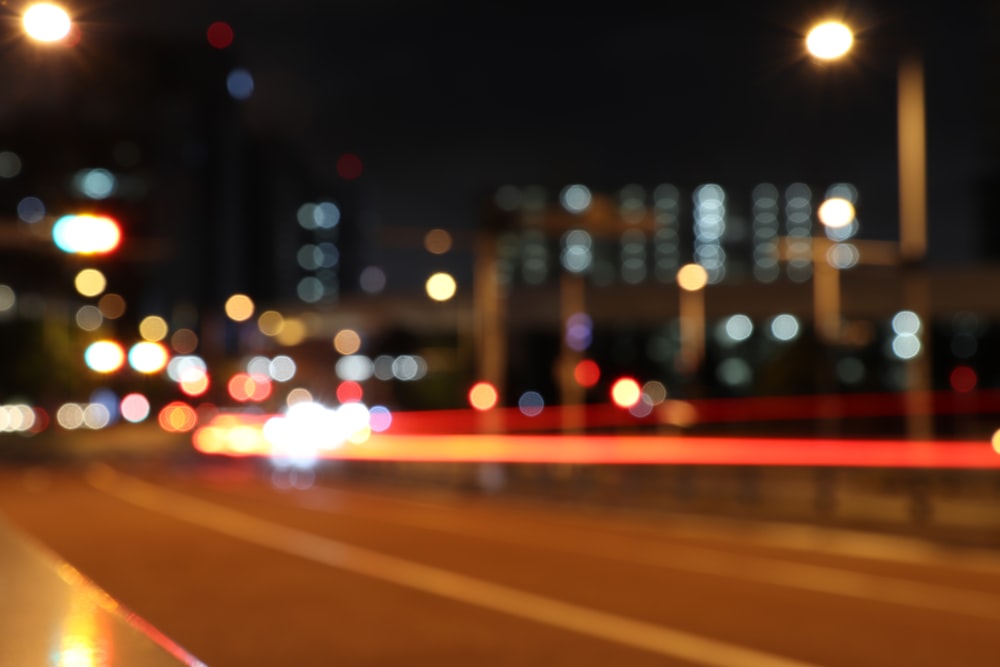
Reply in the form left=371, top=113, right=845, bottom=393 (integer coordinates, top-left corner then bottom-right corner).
left=2, top=462, right=999, bottom=666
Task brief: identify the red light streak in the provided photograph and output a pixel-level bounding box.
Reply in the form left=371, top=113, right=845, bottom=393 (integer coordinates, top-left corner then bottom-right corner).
left=334, top=434, right=1000, bottom=468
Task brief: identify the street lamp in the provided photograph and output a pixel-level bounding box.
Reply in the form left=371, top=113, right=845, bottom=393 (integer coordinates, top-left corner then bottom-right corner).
left=676, top=263, right=708, bottom=379
left=22, top=3, right=71, bottom=43
left=806, top=21, right=932, bottom=437
left=805, top=22, right=853, bottom=61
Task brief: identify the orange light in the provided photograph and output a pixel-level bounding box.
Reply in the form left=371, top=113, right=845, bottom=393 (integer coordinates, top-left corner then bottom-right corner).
left=158, top=402, right=198, bottom=433
left=228, top=373, right=271, bottom=402
left=611, top=377, right=642, bottom=408
left=573, top=359, right=601, bottom=388
left=468, top=382, right=498, bottom=411
left=179, top=368, right=210, bottom=397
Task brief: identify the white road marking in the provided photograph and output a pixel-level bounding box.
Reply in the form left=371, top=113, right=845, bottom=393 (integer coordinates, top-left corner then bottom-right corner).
left=87, top=465, right=818, bottom=667
left=285, top=486, right=1000, bottom=623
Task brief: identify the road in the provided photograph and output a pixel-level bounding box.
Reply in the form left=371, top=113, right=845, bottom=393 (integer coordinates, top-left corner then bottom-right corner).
left=2, top=460, right=999, bottom=666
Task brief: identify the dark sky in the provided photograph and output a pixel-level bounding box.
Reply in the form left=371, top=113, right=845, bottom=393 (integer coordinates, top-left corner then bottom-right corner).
left=9, top=1, right=998, bottom=267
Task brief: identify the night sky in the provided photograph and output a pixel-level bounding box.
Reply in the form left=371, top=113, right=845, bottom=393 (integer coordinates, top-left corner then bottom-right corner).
left=4, top=1, right=997, bottom=275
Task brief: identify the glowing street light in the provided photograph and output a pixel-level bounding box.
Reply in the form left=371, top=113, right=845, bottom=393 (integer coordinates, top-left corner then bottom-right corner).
left=676, top=263, right=709, bottom=378
left=817, top=197, right=856, bottom=229
left=805, top=21, right=853, bottom=61
left=425, top=272, right=457, bottom=302
left=22, top=3, right=71, bottom=43
left=805, top=20, right=931, bottom=437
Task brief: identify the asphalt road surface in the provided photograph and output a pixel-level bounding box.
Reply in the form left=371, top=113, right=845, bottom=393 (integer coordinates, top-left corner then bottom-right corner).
left=2, top=460, right=999, bottom=667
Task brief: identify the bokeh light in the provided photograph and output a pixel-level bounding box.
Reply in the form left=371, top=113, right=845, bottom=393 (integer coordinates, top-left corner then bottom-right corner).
left=0, top=285, right=15, bottom=314
left=228, top=373, right=272, bottom=402
left=258, top=310, right=285, bottom=336
left=73, top=168, right=117, bottom=200
left=52, top=214, right=121, bottom=254
left=75, top=305, right=103, bottom=331
left=206, top=21, right=234, bottom=49
left=171, top=328, right=198, bottom=354
left=128, top=341, right=169, bottom=373
left=120, top=393, right=150, bottom=423
left=425, top=272, right=457, bottom=302
left=642, top=380, right=668, bottom=404
left=573, top=359, right=601, bottom=388
left=770, top=314, right=801, bottom=341
left=468, top=382, right=498, bottom=411
left=817, top=197, right=856, bottom=229
left=333, top=328, right=362, bottom=355
left=369, top=406, right=393, bottom=432
left=226, top=68, right=254, bottom=100
left=73, top=268, right=106, bottom=297
left=276, top=318, right=307, bottom=346
left=224, top=294, right=254, bottom=321
left=139, top=315, right=168, bottom=342
left=424, top=228, right=453, bottom=254
left=286, top=388, right=313, bottom=406
left=560, top=184, right=592, bottom=213
left=84, top=340, right=125, bottom=373
left=677, top=263, right=709, bottom=291
left=949, top=366, right=977, bottom=393
left=336, top=380, right=363, bottom=403
left=158, top=402, right=198, bottom=433
left=17, top=196, right=45, bottom=223
left=179, top=367, right=210, bottom=397
left=98, top=293, right=126, bottom=319
left=0, top=151, right=22, bottom=178
left=336, top=153, right=363, bottom=180
left=610, top=377, right=642, bottom=408
left=518, top=391, right=545, bottom=417
left=359, top=266, right=387, bottom=294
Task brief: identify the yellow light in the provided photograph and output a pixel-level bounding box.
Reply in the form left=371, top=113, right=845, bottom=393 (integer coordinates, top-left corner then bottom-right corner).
left=677, top=263, right=708, bottom=292
left=817, top=197, right=856, bottom=229
left=84, top=340, right=125, bottom=373
left=22, top=3, right=71, bottom=43
left=73, top=268, right=106, bottom=297
left=611, top=377, right=642, bottom=408
left=276, top=318, right=307, bottom=346
left=426, top=272, right=457, bottom=302
left=992, top=430, right=1000, bottom=455
left=333, top=328, right=362, bottom=355
left=258, top=310, right=285, bottom=336
left=224, top=293, right=254, bottom=321
left=138, top=315, right=168, bottom=342
left=468, top=382, right=499, bottom=411
left=179, top=367, right=210, bottom=397
left=806, top=21, right=853, bottom=61
left=128, top=341, right=169, bottom=374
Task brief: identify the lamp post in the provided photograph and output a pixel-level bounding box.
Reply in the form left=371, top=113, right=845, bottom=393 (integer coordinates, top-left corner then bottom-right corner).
left=806, top=20, right=932, bottom=438
left=676, top=263, right=708, bottom=380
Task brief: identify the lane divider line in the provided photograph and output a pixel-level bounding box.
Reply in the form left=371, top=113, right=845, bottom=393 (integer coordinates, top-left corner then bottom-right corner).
left=286, top=487, right=1000, bottom=623
left=86, top=465, right=817, bottom=667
